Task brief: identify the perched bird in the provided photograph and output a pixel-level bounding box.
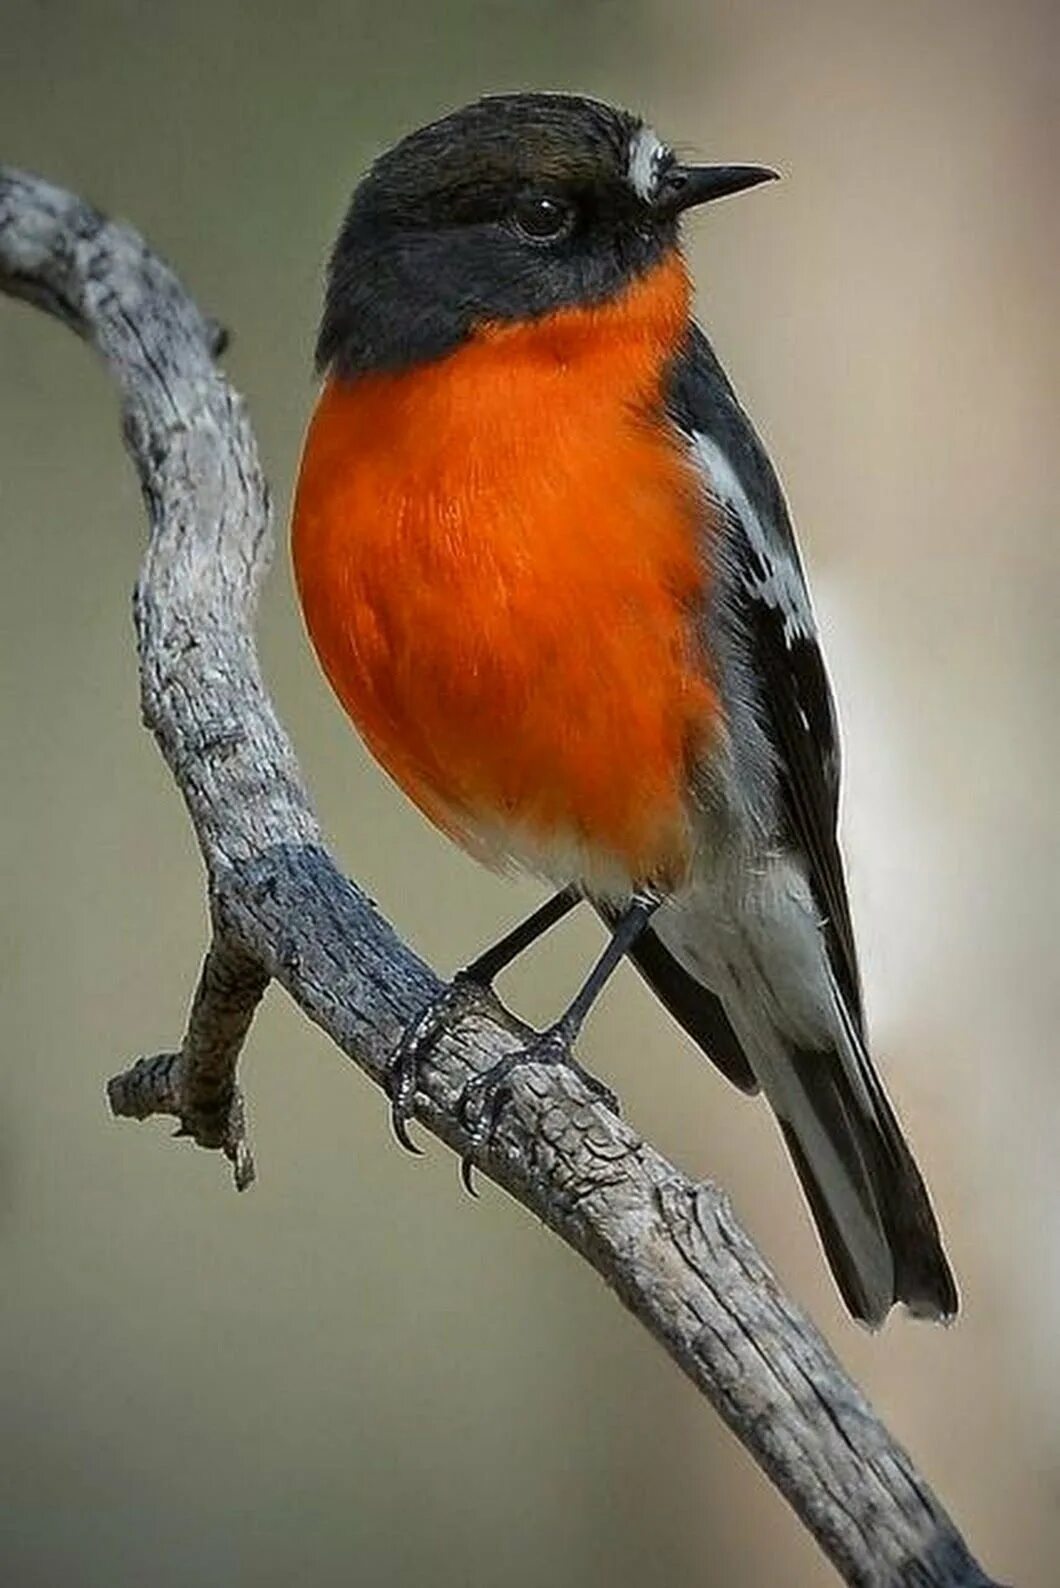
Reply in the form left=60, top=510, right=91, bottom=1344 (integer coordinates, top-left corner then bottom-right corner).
left=292, top=92, right=957, bottom=1326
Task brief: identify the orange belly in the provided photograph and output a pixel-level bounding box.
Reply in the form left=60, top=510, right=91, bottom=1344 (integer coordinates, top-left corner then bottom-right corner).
left=291, top=252, right=719, bottom=894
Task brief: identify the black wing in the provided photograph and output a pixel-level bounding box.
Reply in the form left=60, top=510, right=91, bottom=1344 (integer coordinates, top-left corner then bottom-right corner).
left=667, top=326, right=866, bottom=1036
left=598, top=901, right=759, bottom=1094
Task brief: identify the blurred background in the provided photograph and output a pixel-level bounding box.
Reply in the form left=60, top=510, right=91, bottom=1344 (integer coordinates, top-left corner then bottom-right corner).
left=1, top=1, right=1056, bottom=1583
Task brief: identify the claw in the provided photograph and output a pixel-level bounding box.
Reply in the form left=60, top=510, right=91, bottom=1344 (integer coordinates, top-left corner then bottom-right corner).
left=389, top=1101, right=424, bottom=1156
left=458, top=1051, right=521, bottom=1196
left=456, top=1031, right=620, bottom=1189
left=387, top=976, right=487, bottom=1152
left=460, top=1156, right=480, bottom=1197
left=460, top=1052, right=520, bottom=1137
left=388, top=1010, right=432, bottom=1153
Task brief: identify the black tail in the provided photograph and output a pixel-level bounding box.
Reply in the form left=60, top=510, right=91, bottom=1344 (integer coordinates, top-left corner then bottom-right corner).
left=762, top=997, right=958, bottom=1326
left=611, top=909, right=957, bottom=1325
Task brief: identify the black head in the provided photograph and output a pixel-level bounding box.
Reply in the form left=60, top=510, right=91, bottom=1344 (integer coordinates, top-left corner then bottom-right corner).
left=317, top=93, right=775, bottom=378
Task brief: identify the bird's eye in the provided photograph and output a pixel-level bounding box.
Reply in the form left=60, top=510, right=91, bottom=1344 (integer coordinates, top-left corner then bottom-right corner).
left=511, top=194, right=574, bottom=242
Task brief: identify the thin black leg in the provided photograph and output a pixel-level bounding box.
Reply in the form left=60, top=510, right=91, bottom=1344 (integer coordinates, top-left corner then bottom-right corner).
left=388, top=886, right=581, bottom=1152
left=458, top=892, right=660, bottom=1183
left=546, top=893, right=659, bottom=1047
left=461, top=885, right=580, bottom=986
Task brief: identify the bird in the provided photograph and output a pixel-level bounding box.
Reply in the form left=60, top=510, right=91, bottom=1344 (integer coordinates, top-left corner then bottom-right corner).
left=291, top=91, right=958, bottom=1327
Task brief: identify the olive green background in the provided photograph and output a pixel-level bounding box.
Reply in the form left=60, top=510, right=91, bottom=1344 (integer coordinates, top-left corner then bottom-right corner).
left=1, top=2, right=1056, bottom=1584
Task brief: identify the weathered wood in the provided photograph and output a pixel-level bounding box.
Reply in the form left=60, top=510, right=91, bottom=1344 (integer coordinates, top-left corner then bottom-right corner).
left=0, top=166, right=1002, bottom=1588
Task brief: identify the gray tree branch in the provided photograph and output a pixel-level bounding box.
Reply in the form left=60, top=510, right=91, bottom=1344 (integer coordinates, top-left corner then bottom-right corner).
left=0, top=166, right=1002, bottom=1588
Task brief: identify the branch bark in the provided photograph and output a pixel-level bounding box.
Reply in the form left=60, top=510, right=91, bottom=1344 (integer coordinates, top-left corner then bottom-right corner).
left=0, top=167, right=1003, bottom=1588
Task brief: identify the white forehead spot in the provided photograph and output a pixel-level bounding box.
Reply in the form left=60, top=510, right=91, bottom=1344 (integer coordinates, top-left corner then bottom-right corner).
left=627, top=125, right=669, bottom=201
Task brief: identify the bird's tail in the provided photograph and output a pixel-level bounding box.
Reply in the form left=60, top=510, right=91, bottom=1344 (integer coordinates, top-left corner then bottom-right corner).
left=726, top=968, right=958, bottom=1326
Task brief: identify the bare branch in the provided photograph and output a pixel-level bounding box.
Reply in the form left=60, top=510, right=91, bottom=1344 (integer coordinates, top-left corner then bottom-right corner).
left=0, top=166, right=1003, bottom=1588
left=108, top=937, right=266, bottom=1189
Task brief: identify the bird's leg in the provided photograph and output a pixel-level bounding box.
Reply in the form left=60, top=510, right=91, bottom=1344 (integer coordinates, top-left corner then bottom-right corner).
left=459, top=892, right=660, bottom=1181
left=459, top=886, right=581, bottom=986
left=388, top=886, right=580, bottom=1150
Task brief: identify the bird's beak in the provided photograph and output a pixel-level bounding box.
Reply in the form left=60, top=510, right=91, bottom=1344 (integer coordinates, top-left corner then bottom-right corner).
left=654, top=163, right=779, bottom=218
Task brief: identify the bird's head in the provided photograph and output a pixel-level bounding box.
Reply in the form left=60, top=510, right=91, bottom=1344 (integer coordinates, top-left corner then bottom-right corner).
left=317, top=92, right=776, bottom=377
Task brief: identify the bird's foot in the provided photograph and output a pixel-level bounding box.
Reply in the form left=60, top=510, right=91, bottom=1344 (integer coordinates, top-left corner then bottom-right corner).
left=458, top=1028, right=619, bottom=1192
left=388, top=973, right=491, bottom=1152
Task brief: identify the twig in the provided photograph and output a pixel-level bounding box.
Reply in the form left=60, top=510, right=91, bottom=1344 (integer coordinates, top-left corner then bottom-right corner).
left=0, top=166, right=1003, bottom=1588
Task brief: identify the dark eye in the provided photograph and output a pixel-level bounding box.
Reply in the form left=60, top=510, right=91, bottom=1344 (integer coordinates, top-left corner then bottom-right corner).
left=511, top=193, right=574, bottom=242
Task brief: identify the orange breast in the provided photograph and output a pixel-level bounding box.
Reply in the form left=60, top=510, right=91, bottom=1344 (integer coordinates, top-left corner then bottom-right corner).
left=291, top=251, right=719, bottom=895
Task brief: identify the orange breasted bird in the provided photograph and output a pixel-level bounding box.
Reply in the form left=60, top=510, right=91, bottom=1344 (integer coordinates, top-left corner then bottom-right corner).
left=292, top=92, right=957, bottom=1326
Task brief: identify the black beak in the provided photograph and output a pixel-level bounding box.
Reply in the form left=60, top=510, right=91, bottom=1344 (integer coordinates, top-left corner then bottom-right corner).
left=654, top=163, right=778, bottom=218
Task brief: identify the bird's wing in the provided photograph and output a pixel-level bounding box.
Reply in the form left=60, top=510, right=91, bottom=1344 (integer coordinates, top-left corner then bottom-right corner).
left=667, top=325, right=866, bottom=1036
left=597, top=900, right=759, bottom=1093
left=657, top=334, right=961, bottom=1324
